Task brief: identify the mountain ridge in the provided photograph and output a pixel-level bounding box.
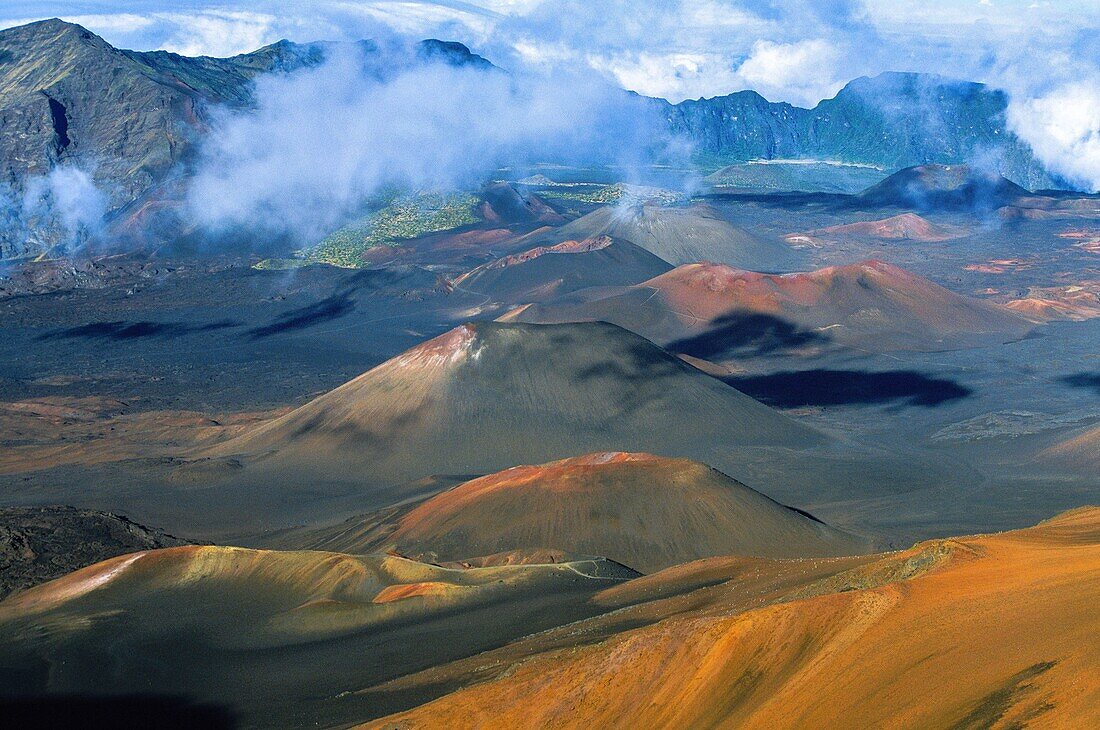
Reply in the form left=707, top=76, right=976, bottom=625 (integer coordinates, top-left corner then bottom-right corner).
left=0, top=19, right=1068, bottom=258
left=658, top=71, right=1057, bottom=190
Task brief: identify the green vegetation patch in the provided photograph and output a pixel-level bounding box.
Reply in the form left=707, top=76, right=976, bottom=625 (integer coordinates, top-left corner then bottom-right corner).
left=540, top=183, right=684, bottom=206
left=254, top=192, right=479, bottom=270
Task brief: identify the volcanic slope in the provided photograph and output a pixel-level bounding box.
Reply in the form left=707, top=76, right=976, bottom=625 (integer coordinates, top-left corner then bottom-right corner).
left=857, top=163, right=1028, bottom=211
left=805, top=212, right=965, bottom=241
left=524, top=203, right=800, bottom=270
left=338, top=452, right=869, bottom=572
left=507, top=260, right=1033, bottom=354
left=451, top=236, right=672, bottom=303
left=1037, top=424, right=1100, bottom=472
left=477, top=182, right=565, bottom=225
left=0, top=546, right=637, bottom=728
left=214, top=322, right=824, bottom=504
left=367, top=507, right=1100, bottom=729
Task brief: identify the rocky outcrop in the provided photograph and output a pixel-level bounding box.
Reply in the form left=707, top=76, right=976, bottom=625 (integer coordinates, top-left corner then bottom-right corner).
left=0, top=505, right=191, bottom=597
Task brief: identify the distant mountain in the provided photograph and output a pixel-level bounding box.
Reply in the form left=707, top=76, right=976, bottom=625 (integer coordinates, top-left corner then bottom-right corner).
left=0, top=20, right=1067, bottom=258
left=659, top=72, right=1057, bottom=190
left=0, top=19, right=492, bottom=256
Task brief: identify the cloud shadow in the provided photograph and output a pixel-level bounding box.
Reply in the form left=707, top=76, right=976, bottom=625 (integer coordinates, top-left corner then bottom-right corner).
left=723, top=369, right=972, bottom=407
left=1060, top=372, right=1100, bottom=395
left=40, top=320, right=238, bottom=341
left=666, top=311, right=828, bottom=359
left=247, top=291, right=356, bottom=338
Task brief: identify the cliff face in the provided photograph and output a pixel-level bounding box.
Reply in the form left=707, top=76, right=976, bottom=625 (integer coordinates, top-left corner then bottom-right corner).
left=0, top=20, right=489, bottom=257
left=0, top=20, right=287, bottom=255
left=660, top=72, right=1056, bottom=190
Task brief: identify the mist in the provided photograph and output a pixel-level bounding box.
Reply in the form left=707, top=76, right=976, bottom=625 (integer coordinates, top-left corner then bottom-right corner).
left=186, top=46, right=680, bottom=243
left=17, top=166, right=107, bottom=253
left=1007, top=80, right=1100, bottom=193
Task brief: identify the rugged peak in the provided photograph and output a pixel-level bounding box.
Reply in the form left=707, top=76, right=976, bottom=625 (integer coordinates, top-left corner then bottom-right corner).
left=416, top=39, right=494, bottom=70
left=839, top=70, right=979, bottom=94
left=0, top=18, right=105, bottom=48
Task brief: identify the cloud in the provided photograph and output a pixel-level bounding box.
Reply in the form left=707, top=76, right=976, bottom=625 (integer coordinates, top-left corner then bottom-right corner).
left=327, top=1, right=496, bottom=39
left=586, top=52, right=743, bottom=103
left=21, top=166, right=108, bottom=249
left=735, top=39, right=845, bottom=106
left=185, top=46, right=675, bottom=240
left=3, top=0, right=1099, bottom=193
left=1007, top=80, right=1100, bottom=191
left=61, top=13, right=155, bottom=35
left=155, top=10, right=282, bottom=57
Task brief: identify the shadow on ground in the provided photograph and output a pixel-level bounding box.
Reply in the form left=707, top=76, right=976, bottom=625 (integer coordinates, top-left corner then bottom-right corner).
left=0, top=695, right=237, bottom=729
left=667, top=311, right=828, bottom=358
left=723, top=369, right=972, bottom=407
left=247, top=292, right=356, bottom=338
left=1060, top=373, right=1100, bottom=396
left=41, top=320, right=238, bottom=341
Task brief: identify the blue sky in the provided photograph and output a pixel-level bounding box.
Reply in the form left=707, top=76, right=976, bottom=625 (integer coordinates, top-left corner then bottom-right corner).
left=3, top=1, right=1098, bottom=187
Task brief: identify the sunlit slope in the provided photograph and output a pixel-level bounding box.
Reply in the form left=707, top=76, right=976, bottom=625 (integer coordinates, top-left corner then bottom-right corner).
left=523, top=203, right=800, bottom=270
left=451, top=235, right=672, bottom=303
left=509, top=260, right=1032, bottom=353
left=1038, top=424, right=1100, bottom=472
left=215, top=322, right=824, bottom=492
left=805, top=212, right=964, bottom=241
left=375, top=452, right=869, bottom=572
left=0, top=545, right=637, bottom=727
left=367, top=507, right=1100, bottom=729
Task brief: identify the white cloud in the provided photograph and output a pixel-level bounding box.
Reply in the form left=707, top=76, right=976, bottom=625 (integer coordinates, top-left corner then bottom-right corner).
left=186, top=48, right=670, bottom=239
left=735, top=39, right=845, bottom=106
left=587, top=52, right=742, bottom=103
left=1008, top=80, right=1100, bottom=191
left=328, top=1, right=495, bottom=39
left=154, top=11, right=281, bottom=57
left=62, top=13, right=156, bottom=35
left=22, top=166, right=107, bottom=247
left=0, top=13, right=154, bottom=34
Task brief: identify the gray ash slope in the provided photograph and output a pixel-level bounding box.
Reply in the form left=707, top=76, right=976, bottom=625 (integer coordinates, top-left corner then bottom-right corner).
left=519, top=203, right=802, bottom=271
left=451, top=235, right=673, bottom=304
left=218, top=321, right=827, bottom=488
